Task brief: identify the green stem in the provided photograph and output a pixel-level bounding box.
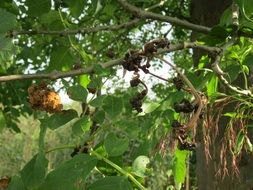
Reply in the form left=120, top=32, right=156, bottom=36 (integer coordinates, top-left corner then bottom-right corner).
left=39, top=125, right=47, bottom=152
left=45, top=144, right=76, bottom=154
left=90, top=151, right=147, bottom=190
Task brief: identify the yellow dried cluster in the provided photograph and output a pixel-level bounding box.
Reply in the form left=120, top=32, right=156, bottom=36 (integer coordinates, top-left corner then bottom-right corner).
left=28, top=82, right=63, bottom=113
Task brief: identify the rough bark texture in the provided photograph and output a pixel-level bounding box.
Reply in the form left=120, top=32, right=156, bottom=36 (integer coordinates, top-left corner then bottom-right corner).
left=190, top=0, right=231, bottom=65
left=191, top=0, right=253, bottom=190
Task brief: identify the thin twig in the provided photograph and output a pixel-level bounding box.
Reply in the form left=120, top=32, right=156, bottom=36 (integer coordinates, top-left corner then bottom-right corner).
left=8, top=19, right=141, bottom=37
left=155, top=55, right=204, bottom=131
left=0, top=58, right=124, bottom=82
left=147, top=71, right=169, bottom=82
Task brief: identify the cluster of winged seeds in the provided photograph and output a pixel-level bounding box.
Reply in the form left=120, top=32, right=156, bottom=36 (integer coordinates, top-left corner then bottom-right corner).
left=28, top=82, right=63, bottom=113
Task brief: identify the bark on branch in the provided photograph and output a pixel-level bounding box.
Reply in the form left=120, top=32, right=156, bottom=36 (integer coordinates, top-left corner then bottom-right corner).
left=117, top=0, right=211, bottom=34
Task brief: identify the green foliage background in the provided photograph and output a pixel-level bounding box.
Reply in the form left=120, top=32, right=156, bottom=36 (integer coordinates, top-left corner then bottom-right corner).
left=0, top=0, right=253, bottom=190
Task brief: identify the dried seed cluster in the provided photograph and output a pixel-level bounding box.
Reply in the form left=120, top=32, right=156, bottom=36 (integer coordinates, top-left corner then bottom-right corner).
left=174, top=99, right=195, bottom=113
left=172, top=77, right=184, bottom=91
left=178, top=141, right=196, bottom=151
left=130, top=89, right=148, bottom=113
left=28, top=82, right=63, bottom=113
left=122, top=38, right=170, bottom=113
left=172, top=119, right=196, bottom=151
left=122, top=38, right=170, bottom=74
left=122, top=50, right=145, bottom=72
left=143, top=38, right=170, bottom=55
left=70, top=142, right=89, bottom=157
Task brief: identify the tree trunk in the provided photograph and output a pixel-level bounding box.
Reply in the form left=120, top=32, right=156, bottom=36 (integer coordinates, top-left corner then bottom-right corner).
left=191, top=1, right=253, bottom=189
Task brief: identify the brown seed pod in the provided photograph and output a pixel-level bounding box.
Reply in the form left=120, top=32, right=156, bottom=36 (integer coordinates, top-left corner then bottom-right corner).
left=122, top=50, right=142, bottom=72
left=70, top=145, right=81, bottom=157
left=106, top=48, right=115, bottom=58
left=130, top=77, right=141, bottom=87
left=174, top=99, right=195, bottom=113
left=171, top=120, right=183, bottom=128
left=88, top=87, right=97, bottom=94
left=173, top=77, right=184, bottom=91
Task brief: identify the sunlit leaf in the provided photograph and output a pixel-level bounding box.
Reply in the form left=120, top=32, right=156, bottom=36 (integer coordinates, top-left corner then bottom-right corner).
left=72, top=115, right=92, bottom=135
left=132, top=155, right=150, bottom=177
left=173, top=149, right=188, bottom=184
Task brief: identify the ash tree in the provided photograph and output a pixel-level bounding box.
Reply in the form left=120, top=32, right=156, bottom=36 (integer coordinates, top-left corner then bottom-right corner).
left=0, top=0, right=253, bottom=190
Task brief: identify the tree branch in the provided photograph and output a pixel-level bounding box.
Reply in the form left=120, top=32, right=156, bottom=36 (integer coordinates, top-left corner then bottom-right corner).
left=0, top=58, right=124, bottom=82
left=117, top=0, right=211, bottom=34
left=211, top=54, right=252, bottom=97
left=0, top=42, right=221, bottom=82
left=8, top=19, right=141, bottom=37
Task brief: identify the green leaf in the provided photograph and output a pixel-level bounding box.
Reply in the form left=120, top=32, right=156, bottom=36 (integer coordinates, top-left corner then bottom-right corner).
left=143, top=102, right=160, bottom=113
left=79, top=74, right=91, bottom=88
left=210, top=25, right=230, bottom=39
left=0, top=8, right=16, bottom=33
left=103, top=4, right=116, bottom=17
left=173, top=149, right=188, bottom=184
left=72, top=115, right=92, bottom=135
left=242, top=65, right=250, bottom=75
left=225, top=64, right=241, bottom=82
left=42, top=109, right=78, bottom=130
left=7, top=175, right=25, bottom=190
left=104, top=133, right=129, bottom=157
left=219, top=6, right=232, bottom=26
left=64, top=0, right=84, bottom=18
left=235, top=130, right=245, bottom=155
left=40, top=154, right=97, bottom=190
left=49, top=46, right=73, bottom=71
left=132, top=155, right=150, bottom=177
left=26, top=0, right=51, bottom=17
left=93, top=0, right=103, bottom=16
left=67, top=85, right=88, bottom=102
left=102, top=96, right=123, bottom=119
left=89, top=95, right=106, bottom=107
left=245, top=136, right=253, bottom=152
left=88, top=176, right=133, bottom=190
left=92, top=110, right=105, bottom=124
left=21, top=153, right=48, bottom=189
left=223, top=112, right=237, bottom=118
left=40, top=10, right=63, bottom=30
left=0, top=110, right=6, bottom=132
left=88, top=76, right=102, bottom=89
left=206, top=75, right=218, bottom=97
left=116, top=119, right=140, bottom=138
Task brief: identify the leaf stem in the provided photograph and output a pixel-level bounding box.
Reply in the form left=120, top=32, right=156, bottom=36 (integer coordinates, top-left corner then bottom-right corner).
left=90, top=151, right=147, bottom=190
left=39, top=125, right=47, bottom=152
left=45, top=144, right=76, bottom=154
